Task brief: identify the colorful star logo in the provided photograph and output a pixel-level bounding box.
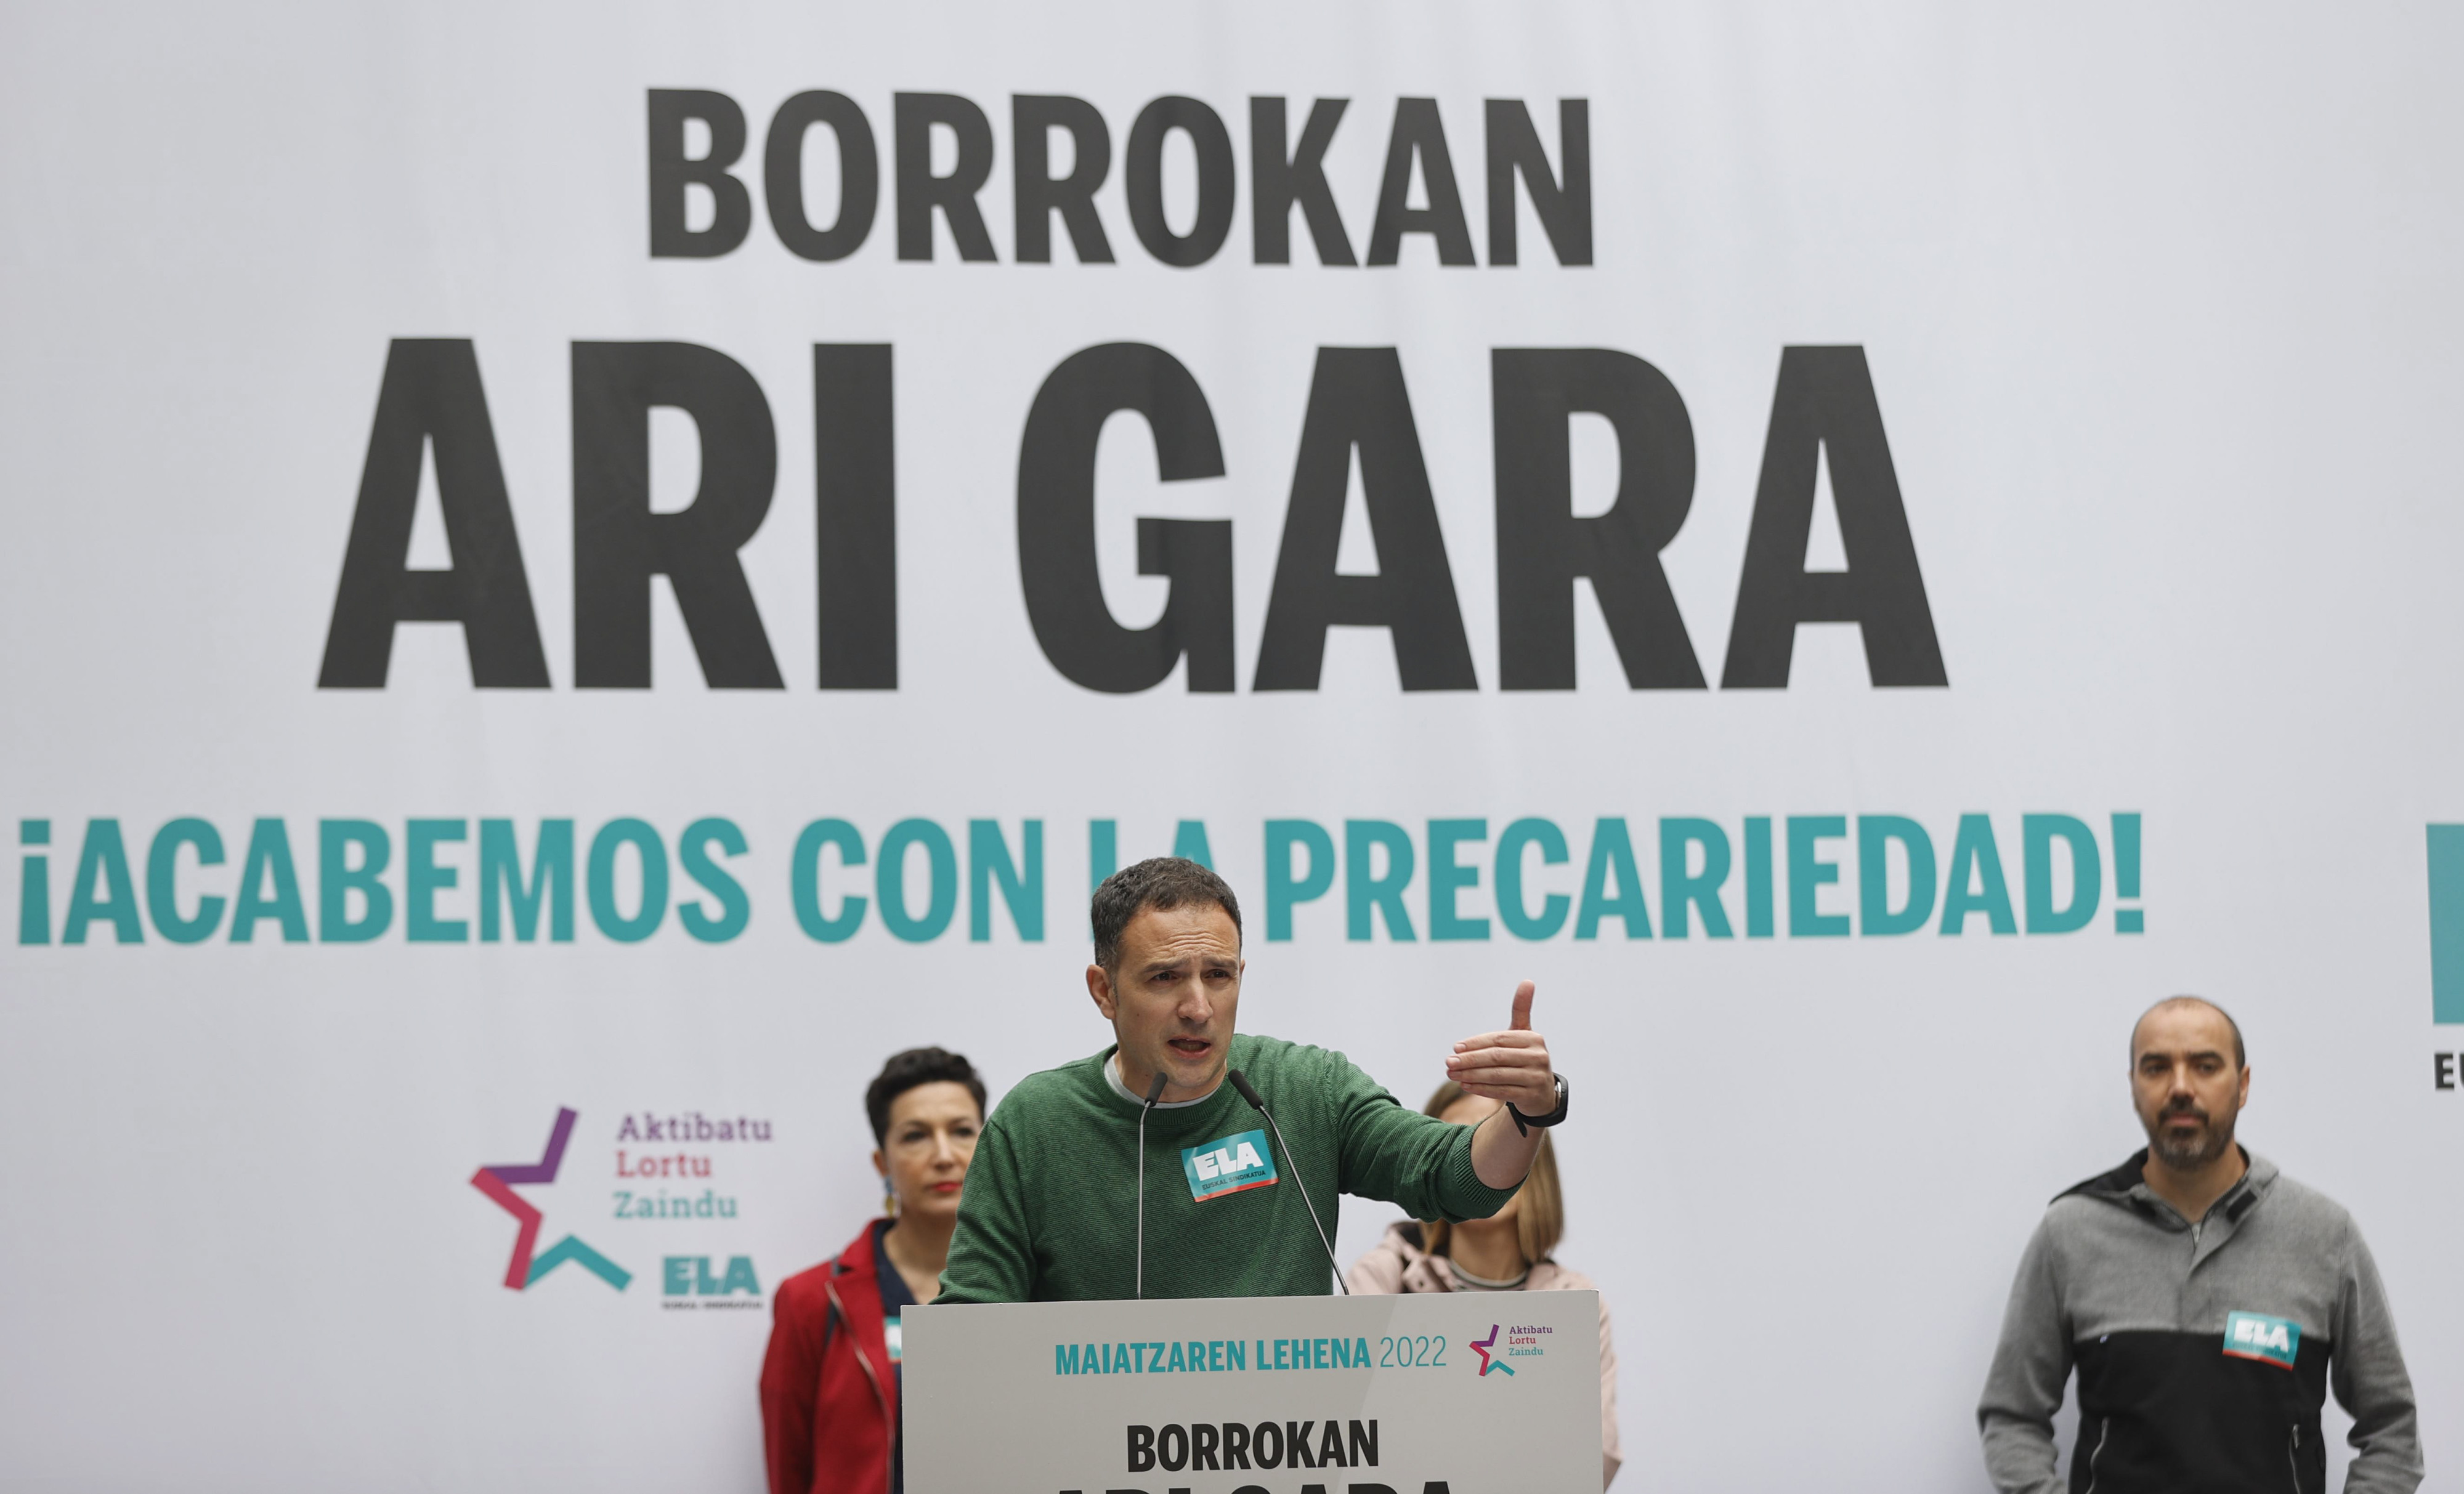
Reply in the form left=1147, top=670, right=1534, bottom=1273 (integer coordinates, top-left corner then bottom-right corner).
left=1470, top=1323, right=1515, bottom=1376
left=472, top=1107, right=630, bottom=1291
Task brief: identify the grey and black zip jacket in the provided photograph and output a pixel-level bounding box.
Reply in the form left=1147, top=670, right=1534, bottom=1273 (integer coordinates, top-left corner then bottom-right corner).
left=1977, top=1150, right=2421, bottom=1494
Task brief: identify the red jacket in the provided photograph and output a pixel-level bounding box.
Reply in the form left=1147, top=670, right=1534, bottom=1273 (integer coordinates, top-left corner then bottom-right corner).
left=760, top=1221, right=901, bottom=1494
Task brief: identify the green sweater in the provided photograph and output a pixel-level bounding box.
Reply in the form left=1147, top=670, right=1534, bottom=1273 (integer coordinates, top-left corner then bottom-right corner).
left=935, top=1033, right=1518, bottom=1303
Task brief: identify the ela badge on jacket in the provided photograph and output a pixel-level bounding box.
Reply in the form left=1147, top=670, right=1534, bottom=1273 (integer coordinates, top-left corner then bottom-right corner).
left=2223, top=1310, right=2300, bottom=1369
left=1181, top=1129, right=1277, bottom=1201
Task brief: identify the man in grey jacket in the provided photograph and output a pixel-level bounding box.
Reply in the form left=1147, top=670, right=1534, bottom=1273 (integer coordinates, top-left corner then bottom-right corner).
left=1977, top=996, right=2421, bottom=1493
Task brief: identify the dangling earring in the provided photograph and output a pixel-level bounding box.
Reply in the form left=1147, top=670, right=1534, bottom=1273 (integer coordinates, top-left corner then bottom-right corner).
left=883, top=1177, right=898, bottom=1217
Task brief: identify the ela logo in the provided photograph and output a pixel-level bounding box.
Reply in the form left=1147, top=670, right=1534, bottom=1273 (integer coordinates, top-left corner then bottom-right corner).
left=662, top=1255, right=760, bottom=1296
left=1470, top=1324, right=1515, bottom=1377
left=2223, top=1310, right=2300, bottom=1369
left=660, top=1254, right=763, bottom=1315
left=1180, top=1129, right=1277, bottom=1201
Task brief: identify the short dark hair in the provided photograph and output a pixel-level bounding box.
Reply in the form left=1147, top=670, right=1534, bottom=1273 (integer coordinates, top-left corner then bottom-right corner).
left=864, top=1046, right=986, bottom=1146
left=2134, top=995, right=2247, bottom=1069
left=1090, top=857, right=1242, bottom=974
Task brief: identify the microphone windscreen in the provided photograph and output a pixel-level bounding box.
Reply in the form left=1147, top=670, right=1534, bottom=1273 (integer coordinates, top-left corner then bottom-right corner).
left=1143, top=1068, right=1169, bottom=1104
left=1226, top=1069, right=1265, bottom=1111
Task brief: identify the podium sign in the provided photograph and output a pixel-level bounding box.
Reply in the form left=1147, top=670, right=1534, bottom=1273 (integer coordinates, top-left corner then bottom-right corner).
left=905, top=1291, right=1601, bottom=1494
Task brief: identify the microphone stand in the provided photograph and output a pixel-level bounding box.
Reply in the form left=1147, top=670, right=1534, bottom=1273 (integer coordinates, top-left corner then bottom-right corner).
left=1227, top=1069, right=1347, bottom=1294
left=1135, top=1068, right=1167, bottom=1299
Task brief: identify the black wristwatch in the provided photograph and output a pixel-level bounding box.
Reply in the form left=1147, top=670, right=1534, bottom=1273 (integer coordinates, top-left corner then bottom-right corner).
left=1508, top=1073, right=1570, bottom=1135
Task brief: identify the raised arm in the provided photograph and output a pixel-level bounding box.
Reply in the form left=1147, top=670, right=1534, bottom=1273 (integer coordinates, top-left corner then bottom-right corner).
left=1446, top=980, right=1558, bottom=1189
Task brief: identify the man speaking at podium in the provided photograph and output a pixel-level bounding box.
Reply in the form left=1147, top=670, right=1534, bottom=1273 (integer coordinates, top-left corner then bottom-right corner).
left=935, top=858, right=1567, bottom=1303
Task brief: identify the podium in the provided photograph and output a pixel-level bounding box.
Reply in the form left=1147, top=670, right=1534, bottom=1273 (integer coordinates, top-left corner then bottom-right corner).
left=905, top=1290, right=1602, bottom=1493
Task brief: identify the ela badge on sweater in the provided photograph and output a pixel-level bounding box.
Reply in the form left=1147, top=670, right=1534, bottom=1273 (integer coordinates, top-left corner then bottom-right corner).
left=1181, top=1130, right=1277, bottom=1201
left=2223, top=1310, right=2300, bottom=1369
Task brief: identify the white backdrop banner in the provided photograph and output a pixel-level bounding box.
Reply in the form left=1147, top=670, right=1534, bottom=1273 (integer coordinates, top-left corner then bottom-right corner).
left=3, top=4, right=2460, bottom=1491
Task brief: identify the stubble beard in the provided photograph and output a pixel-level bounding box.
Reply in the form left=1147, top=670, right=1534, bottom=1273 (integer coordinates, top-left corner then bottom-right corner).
left=2147, top=1105, right=2237, bottom=1169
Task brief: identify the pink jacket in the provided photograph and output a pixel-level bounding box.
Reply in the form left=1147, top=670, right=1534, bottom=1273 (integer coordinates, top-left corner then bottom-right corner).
left=1345, top=1221, right=1622, bottom=1488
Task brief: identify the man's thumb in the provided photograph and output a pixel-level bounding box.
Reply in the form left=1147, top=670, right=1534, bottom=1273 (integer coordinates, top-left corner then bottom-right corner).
left=1509, top=980, right=1535, bottom=1031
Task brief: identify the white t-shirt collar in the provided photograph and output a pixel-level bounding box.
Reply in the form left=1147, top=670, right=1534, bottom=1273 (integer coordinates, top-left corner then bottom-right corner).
left=1106, top=1052, right=1218, bottom=1108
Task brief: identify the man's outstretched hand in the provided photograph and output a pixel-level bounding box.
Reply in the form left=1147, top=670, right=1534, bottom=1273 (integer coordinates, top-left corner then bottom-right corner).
left=1445, top=980, right=1556, bottom=1119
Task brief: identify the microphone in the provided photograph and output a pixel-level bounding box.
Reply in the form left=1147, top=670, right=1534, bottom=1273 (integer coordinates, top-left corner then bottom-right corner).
left=1226, top=1069, right=1348, bottom=1295
left=1136, top=1067, right=1167, bottom=1300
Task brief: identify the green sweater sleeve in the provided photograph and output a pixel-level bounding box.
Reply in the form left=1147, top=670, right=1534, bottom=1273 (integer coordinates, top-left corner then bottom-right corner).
left=1327, top=1052, right=1522, bottom=1223
left=932, top=1112, right=1034, bottom=1304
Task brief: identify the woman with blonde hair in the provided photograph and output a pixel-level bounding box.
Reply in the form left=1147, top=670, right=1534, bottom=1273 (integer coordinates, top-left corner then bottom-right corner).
left=1345, top=1078, right=1623, bottom=1488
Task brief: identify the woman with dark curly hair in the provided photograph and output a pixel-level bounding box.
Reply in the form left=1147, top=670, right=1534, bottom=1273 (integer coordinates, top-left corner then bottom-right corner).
left=761, top=1047, right=986, bottom=1494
